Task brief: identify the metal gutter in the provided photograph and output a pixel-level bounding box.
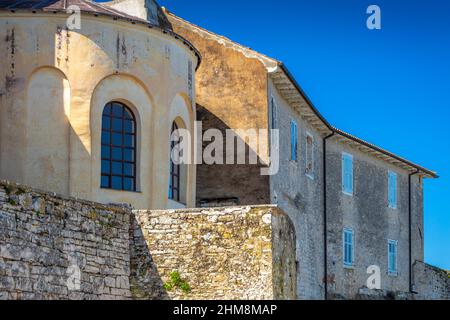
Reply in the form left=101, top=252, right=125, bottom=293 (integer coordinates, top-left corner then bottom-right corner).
left=323, top=132, right=335, bottom=300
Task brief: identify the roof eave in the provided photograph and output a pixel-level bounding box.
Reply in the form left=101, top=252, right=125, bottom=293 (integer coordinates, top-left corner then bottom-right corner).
left=333, top=128, right=438, bottom=179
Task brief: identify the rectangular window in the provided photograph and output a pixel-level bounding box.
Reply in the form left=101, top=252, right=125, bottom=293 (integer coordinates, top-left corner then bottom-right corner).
left=305, top=133, right=314, bottom=179
left=388, top=240, right=398, bottom=275
left=342, top=152, right=354, bottom=195
left=388, top=171, right=398, bottom=209
left=270, top=96, right=277, bottom=130
left=290, top=120, right=298, bottom=161
left=343, top=228, right=354, bottom=267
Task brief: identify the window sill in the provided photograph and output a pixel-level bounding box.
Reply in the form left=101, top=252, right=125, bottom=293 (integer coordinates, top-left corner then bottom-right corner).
left=306, top=173, right=315, bottom=181
left=388, top=272, right=398, bottom=277
left=343, top=264, right=355, bottom=270
left=168, top=199, right=187, bottom=209
left=342, top=191, right=353, bottom=197
left=100, top=187, right=142, bottom=194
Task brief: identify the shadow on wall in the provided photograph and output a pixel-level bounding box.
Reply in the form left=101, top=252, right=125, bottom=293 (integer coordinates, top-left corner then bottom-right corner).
left=196, top=104, right=271, bottom=207
left=129, top=215, right=170, bottom=300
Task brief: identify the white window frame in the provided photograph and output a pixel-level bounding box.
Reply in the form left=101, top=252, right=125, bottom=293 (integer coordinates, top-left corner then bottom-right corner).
left=388, top=239, right=398, bottom=276
left=290, top=119, right=298, bottom=162
left=343, top=227, right=355, bottom=268
left=388, top=171, right=398, bottom=209
left=342, top=152, right=354, bottom=196
left=305, top=132, right=314, bottom=180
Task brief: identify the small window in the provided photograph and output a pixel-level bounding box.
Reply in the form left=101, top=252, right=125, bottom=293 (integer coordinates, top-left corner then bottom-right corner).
left=388, top=240, right=398, bottom=275
left=270, top=96, right=277, bottom=130
left=343, top=228, right=354, bottom=267
left=342, top=152, right=354, bottom=195
left=305, top=133, right=314, bottom=179
left=100, top=102, right=137, bottom=192
left=388, top=171, right=398, bottom=209
left=290, top=120, right=298, bottom=161
left=169, top=122, right=181, bottom=202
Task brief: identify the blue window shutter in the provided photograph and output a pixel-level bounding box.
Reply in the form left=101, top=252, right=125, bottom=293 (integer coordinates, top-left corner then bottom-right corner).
left=291, top=120, right=297, bottom=161
left=393, top=174, right=397, bottom=207
left=343, top=228, right=354, bottom=266
left=388, top=172, right=397, bottom=208
left=388, top=241, right=397, bottom=273
left=342, top=153, right=353, bottom=194
left=348, top=157, right=353, bottom=193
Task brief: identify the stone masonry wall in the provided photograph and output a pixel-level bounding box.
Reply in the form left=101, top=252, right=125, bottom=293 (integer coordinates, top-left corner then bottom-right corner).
left=130, top=205, right=297, bottom=300
left=413, top=261, right=450, bottom=300
left=0, top=181, right=131, bottom=300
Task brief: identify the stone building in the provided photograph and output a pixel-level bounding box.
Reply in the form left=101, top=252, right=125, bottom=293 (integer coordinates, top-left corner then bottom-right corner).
left=0, top=0, right=447, bottom=300
left=164, top=11, right=440, bottom=300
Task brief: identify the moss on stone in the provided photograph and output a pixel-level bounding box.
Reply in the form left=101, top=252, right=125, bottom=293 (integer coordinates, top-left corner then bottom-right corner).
left=163, top=271, right=191, bottom=294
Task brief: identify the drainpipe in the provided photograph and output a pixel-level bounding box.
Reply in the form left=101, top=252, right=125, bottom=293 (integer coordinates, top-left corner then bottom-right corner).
left=323, top=132, right=334, bottom=300
left=408, top=169, right=420, bottom=294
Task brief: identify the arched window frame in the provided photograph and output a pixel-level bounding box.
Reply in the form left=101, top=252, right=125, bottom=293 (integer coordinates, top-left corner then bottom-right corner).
left=100, top=101, right=137, bottom=192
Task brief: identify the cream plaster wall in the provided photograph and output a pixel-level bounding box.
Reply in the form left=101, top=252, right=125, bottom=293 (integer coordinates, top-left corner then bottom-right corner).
left=0, top=12, right=198, bottom=209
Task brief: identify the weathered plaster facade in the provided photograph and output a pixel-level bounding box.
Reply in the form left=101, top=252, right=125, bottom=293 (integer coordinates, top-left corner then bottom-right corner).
left=0, top=5, right=199, bottom=209
left=268, top=78, right=325, bottom=299
left=324, top=138, right=421, bottom=298
left=167, top=12, right=276, bottom=207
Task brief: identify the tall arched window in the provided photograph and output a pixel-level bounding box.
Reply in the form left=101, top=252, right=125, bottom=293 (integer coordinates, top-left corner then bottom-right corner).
left=101, top=102, right=137, bottom=191
left=169, top=122, right=181, bottom=202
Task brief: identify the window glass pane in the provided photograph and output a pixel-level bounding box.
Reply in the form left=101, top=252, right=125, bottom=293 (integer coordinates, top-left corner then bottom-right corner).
left=124, top=109, right=133, bottom=120
left=101, top=176, right=109, bottom=188
left=124, top=120, right=134, bottom=133
left=102, top=115, right=110, bottom=130
left=112, top=118, right=122, bottom=132
left=112, top=133, right=122, bottom=146
left=124, top=134, right=134, bottom=148
left=112, top=162, right=122, bottom=175
left=112, top=147, right=122, bottom=160
left=123, top=178, right=134, bottom=191
left=102, top=131, right=110, bottom=145
left=111, top=176, right=123, bottom=190
left=101, top=160, right=110, bottom=174
left=124, top=163, right=134, bottom=176
left=101, top=146, right=110, bottom=159
left=112, top=104, right=123, bottom=117
left=123, top=148, right=134, bottom=162
left=103, top=104, right=112, bottom=115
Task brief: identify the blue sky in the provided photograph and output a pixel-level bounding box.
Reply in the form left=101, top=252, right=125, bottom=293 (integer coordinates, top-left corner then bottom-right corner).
left=100, top=0, right=450, bottom=269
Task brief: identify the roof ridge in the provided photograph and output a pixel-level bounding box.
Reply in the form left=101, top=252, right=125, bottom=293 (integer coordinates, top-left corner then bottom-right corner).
left=164, top=8, right=279, bottom=66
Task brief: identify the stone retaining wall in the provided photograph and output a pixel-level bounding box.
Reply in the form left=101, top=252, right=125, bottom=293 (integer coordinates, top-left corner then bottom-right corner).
left=130, top=205, right=297, bottom=300
left=0, top=181, right=131, bottom=300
